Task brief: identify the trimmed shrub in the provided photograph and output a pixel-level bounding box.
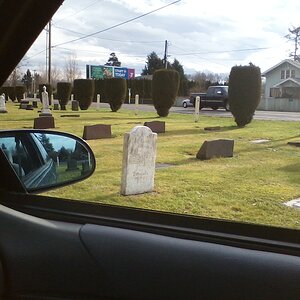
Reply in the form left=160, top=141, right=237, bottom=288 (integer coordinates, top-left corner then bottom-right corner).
left=39, top=84, right=53, bottom=105
left=152, top=69, right=180, bottom=117
left=74, top=79, right=95, bottom=110
left=228, top=64, right=261, bottom=127
left=15, top=85, right=26, bottom=102
left=104, top=78, right=127, bottom=112
left=57, top=82, right=72, bottom=110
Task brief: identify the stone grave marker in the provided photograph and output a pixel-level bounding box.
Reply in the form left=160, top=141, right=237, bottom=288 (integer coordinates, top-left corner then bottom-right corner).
left=33, top=116, right=55, bottom=129
left=144, top=121, right=165, bottom=133
left=204, top=126, right=221, bottom=131
left=32, top=100, right=38, bottom=108
left=0, top=93, right=7, bottom=113
left=121, top=126, right=157, bottom=195
left=19, top=99, right=29, bottom=109
left=53, top=100, right=60, bottom=110
left=83, top=124, right=112, bottom=140
left=71, top=100, right=79, bottom=111
left=288, top=141, right=300, bottom=147
left=196, top=139, right=234, bottom=160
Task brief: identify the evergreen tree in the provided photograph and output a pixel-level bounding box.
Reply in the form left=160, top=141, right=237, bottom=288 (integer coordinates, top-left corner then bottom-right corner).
left=21, top=69, right=32, bottom=92
left=141, top=52, right=164, bottom=75
left=171, top=59, right=186, bottom=80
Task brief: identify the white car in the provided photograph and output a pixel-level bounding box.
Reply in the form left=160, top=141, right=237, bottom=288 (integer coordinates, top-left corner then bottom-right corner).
left=182, top=99, right=193, bottom=108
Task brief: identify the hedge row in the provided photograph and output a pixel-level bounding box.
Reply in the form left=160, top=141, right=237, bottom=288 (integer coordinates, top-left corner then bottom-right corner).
left=0, top=85, right=26, bottom=102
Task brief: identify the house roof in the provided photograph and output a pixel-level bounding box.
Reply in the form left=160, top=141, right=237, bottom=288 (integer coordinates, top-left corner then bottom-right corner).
left=273, top=77, right=300, bottom=87
left=262, top=59, right=300, bottom=76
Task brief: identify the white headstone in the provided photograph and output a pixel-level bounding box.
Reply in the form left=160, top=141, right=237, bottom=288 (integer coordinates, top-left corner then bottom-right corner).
left=0, top=93, right=7, bottom=113
left=96, top=94, right=100, bottom=110
left=40, top=86, right=52, bottom=116
left=135, top=94, right=139, bottom=115
left=121, top=126, right=157, bottom=195
left=194, top=96, right=200, bottom=122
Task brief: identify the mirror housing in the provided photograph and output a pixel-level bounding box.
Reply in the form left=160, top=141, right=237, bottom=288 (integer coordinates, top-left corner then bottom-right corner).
left=0, top=130, right=96, bottom=194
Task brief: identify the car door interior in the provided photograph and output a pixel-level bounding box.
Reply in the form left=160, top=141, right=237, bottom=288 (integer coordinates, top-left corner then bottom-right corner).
left=0, top=190, right=299, bottom=300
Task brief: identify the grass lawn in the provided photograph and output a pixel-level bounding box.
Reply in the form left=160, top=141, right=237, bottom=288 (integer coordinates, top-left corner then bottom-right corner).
left=1, top=101, right=300, bottom=229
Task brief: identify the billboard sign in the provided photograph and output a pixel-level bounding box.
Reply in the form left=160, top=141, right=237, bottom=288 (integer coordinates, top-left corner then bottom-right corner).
left=87, top=65, right=135, bottom=79
left=89, top=65, right=113, bottom=79
left=114, top=67, right=128, bottom=79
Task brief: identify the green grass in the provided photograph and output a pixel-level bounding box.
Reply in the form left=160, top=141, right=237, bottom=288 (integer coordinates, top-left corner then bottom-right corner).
left=1, top=101, right=300, bottom=229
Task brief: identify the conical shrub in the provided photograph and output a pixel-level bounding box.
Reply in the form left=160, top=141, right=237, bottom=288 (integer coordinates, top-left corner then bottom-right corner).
left=104, top=78, right=126, bottom=112
left=152, top=69, right=179, bottom=117
left=57, top=82, right=72, bottom=110
left=74, top=79, right=95, bottom=110
left=228, top=64, right=261, bottom=127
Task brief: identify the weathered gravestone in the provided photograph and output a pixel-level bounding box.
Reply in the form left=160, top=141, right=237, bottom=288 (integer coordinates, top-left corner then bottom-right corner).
left=71, top=100, right=79, bottom=111
left=0, top=93, right=7, bottom=113
left=288, top=141, right=300, bottom=147
left=204, top=126, right=221, bottom=131
left=32, top=99, right=38, bottom=108
left=196, top=139, right=234, bottom=160
left=82, top=124, right=112, bottom=140
left=33, top=116, right=55, bottom=129
left=53, top=100, right=60, bottom=110
left=19, top=99, right=29, bottom=109
left=144, top=121, right=165, bottom=133
left=121, top=126, right=157, bottom=195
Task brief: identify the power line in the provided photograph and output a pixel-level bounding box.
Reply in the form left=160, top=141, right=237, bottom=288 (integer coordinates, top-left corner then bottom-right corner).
left=171, top=47, right=271, bottom=56
left=53, top=0, right=104, bottom=25
left=53, top=24, right=164, bottom=44
left=52, top=0, right=181, bottom=48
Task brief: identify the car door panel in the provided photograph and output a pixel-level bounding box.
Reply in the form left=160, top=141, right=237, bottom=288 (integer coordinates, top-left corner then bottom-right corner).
left=1, top=201, right=300, bottom=300
left=0, top=204, right=109, bottom=299
left=81, top=224, right=300, bottom=300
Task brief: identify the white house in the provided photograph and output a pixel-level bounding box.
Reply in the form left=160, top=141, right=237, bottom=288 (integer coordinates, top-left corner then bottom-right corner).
left=259, top=59, right=300, bottom=111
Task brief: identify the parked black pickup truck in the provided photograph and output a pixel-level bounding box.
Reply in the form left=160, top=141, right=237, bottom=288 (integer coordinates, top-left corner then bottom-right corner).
left=190, top=86, right=230, bottom=111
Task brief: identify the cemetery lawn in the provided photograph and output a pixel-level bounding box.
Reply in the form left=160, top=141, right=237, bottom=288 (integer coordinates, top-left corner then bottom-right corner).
left=2, top=101, right=300, bottom=229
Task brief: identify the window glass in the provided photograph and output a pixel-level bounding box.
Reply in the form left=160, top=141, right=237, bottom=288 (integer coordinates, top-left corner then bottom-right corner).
left=1, top=0, right=300, bottom=231
left=291, top=70, right=296, bottom=78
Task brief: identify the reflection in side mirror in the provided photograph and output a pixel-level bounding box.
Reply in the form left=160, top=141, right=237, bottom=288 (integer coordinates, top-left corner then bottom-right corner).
left=0, top=130, right=96, bottom=193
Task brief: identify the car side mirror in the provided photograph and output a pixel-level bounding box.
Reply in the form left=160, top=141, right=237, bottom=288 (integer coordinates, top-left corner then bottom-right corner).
left=0, top=130, right=96, bottom=193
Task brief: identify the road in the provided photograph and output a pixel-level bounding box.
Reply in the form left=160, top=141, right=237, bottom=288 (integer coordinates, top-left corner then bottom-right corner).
left=115, top=103, right=300, bottom=122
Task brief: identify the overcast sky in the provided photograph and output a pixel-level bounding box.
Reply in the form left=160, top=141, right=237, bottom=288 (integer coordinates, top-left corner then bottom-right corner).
left=23, top=0, right=300, bottom=78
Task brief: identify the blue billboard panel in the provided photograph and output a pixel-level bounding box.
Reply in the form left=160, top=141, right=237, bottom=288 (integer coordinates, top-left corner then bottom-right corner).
left=114, top=67, right=128, bottom=79
left=86, top=65, right=135, bottom=79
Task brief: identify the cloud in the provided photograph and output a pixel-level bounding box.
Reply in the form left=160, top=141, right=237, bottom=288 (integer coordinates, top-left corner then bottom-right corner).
left=23, top=0, right=300, bottom=78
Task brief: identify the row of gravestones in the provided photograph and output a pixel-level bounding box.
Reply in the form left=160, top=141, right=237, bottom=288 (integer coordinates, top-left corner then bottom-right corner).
left=120, top=126, right=234, bottom=196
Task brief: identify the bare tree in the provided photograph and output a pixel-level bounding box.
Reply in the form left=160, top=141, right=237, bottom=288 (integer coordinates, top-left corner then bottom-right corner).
left=285, top=26, right=300, bottom=61
left=39, top=66, right=62, bottom=87
left=63, top=53, right=81, bottom=83
left=4, top=64, right=22, bottom=86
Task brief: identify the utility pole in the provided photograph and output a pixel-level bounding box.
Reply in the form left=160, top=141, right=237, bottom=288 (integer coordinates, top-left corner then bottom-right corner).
left=48, top=19, right=52, bottom=84
left=163, top=40, right=168, bottom=69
